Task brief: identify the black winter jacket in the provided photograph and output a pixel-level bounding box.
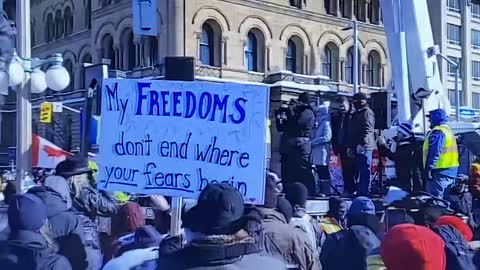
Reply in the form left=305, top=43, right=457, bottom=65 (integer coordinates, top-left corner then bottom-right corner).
left=0, top=230, right=72, bottom=270
left=349, top=106, right=376, bottom=150
left=292, top=105, right=315, bottom=138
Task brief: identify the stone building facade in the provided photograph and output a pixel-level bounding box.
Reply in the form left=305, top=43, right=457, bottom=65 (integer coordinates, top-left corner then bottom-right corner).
left=1, top=0, right=391, bottom=167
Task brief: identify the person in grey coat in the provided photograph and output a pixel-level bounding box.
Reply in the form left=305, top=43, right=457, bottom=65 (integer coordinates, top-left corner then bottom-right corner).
left=311, top=104, right=332, bottom=196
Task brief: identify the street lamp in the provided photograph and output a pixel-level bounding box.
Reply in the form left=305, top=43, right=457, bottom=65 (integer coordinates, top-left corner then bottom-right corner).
left=342, top=20, right=359, bottom=94
left=427, top=45, right=461, bottom=121
left=0, top=51, right=70, bottom=94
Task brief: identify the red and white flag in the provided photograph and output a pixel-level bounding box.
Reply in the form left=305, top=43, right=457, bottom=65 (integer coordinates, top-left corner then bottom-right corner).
left=32, top=134, right=72, bottom=168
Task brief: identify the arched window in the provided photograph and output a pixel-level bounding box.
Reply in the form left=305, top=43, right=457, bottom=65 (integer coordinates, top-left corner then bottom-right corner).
left=199, top=20, right=222, bottom=67
left=322, top=43, right=340, bottom=80
left=55, top=10, right=64, bottom=39
left=64, top=7, right=73, bottom=36
left=245, top=32, right=258, bottom=72
left=120, top=28, right=135, bottom=70
left=286, top=36, right=304, bottom=74
left=45, top=14, right=54, bottom=42
left=80, top=54, right=92, bottom=89
left=145, top=36, right=158, bottom=67
left=323, top=47, right=332, bottom=78
left=101, top=34, right=115, bottom=69
left=200, top=24, right=214, bottom=66
left=367, top=51, right=381, bottom=86
left=63, top=59, right=73, bottom=91
left=345, top=47, right=360, bottom=84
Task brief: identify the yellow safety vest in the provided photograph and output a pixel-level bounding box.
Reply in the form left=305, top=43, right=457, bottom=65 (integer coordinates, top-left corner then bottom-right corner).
left=422, top=125, right=459, bottom=169
left=320, top=217, right=342, bottom=234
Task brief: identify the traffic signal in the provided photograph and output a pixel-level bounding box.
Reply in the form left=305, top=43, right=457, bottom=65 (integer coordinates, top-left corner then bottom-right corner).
left=40, top=102, right=52, bottom=123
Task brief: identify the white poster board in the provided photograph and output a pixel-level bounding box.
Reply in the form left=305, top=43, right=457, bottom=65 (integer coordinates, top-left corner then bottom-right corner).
left=97, top=79, right=269, bottom=204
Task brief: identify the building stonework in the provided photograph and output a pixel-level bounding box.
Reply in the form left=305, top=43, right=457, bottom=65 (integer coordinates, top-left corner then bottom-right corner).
left=1, top=0, right=391, bottom=167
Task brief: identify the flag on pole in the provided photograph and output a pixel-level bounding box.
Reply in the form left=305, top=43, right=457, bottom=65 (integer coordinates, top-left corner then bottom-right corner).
left=32, top=134, right=72, bottom=168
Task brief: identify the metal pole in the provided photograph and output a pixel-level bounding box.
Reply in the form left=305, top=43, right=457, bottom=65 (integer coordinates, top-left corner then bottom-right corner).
left=353, top=20, right=359, bottom=94
left=15, top=0, right=32, bottom=191
left=455, top=66, right=460, bottom=121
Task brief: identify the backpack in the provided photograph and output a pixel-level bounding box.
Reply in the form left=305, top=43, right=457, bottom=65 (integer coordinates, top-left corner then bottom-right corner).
left=432, top=225, right=475, bottom=270
left=320, top=226, right=380, bottom=270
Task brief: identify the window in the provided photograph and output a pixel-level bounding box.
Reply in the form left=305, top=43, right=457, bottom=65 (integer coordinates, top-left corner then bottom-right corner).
left=366, top=51, right=381, bottom=87
left=448, top=89, right=464, bottom=106
left=323, top=47, right=332, bottom=79
left=145, top=37, right=158, bottom=67
left=86, top=0, right=91, bottom=29
left=245, top=32, right=258, bottom=72
left=200, top=24, right=214, bottom=66
left=447, top=0, right=460, bottom=12
left=473, top=60, right=480, bottom=81
left=473, top=1, right=480, bottom=19
left=63, top=59, right=73, bottom=91
left=120, top=28, right=135, bottom=70
left=345, top=47, right=361, bottom=84
left=101, top=34, right=115, bottom=69
left=473, top=93, right=480, bottom=109
left=45, top=14, right=54, bottom=42
left=289, top=0, right=304, bottom=9
left=286, top=40, right=297, bottom=73
left=64, top=7, right=73, bottom=36
left=55, top=10, right=64, bottom=39
left=447, top=24, right=461, bottom=45
left=473, top=30, right=480, bottom=49
left=447, top=56, right=461, bottom=77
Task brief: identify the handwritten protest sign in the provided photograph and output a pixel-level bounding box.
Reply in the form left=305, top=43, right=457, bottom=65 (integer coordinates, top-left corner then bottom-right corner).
left=97, top=79, right=269, bottom=204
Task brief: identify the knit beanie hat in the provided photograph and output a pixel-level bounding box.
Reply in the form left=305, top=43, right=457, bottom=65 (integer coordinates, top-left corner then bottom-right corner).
left=349, top=196, right=376, bottom=217
left=381, top=224, right=446, bottom=270
left=115, top=202, right=145, bottom=235
left=285, top=182, right=308, bottom=208
left=398, top=122, right=414, bottom=138
left=276, top=196, right=293, bottom=223
left=263, top=173, right=278, bottom=208
left=44, top=175, right=72, bottom=209
left=8, top=193, right=47, bottom=231
left=435, top=215, right=473, bottom=241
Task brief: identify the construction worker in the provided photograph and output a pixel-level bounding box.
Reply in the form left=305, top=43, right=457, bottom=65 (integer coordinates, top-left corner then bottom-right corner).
left=423, top=108, right=459, bottom=199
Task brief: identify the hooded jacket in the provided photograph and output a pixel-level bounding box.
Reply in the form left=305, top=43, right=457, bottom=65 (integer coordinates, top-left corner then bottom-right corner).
left=257, top=207, right=320, bottom=270
left=349, top=105, right=376, bottom=150
left=158, top=227, right=286, bottom=270
left=28, top=186, right=102, bottom=270
left=0, top=230, right=72, bottom=270
left=311, top=105, right=332, bottom=166
left=425, top=109, right=458, bottom=177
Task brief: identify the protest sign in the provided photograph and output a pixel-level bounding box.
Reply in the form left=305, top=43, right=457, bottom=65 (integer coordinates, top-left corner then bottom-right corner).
left=97, top=79, right=269, bottom=204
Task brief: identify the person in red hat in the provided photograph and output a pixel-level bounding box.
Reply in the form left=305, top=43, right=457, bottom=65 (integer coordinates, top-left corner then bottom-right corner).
left=435, top=215, right=473, bottom=242
left=381, top=224, right=446, bottom=270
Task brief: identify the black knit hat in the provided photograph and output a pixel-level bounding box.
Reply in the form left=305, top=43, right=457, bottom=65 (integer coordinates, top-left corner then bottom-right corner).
left=184, top=183, right=245, bottom=235
left=286, top=182, right=308, bottom=208
left=56, top=154, right=91, bottom=178
left=298, top=92, right=312, bottom=104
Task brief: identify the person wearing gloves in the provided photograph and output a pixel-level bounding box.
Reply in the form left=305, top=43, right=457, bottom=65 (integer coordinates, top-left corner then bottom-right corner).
left=311, top=104, right=332, bottom=196
left=423, top=108, right=459, bottom=199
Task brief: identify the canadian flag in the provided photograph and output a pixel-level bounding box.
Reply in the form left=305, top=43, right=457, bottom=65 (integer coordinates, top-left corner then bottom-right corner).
left=32, top=134, right=72, bottom=168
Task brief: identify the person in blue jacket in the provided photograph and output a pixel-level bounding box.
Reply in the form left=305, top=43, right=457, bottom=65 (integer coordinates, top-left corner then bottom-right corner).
left=423, top=108, right=459, bottom=199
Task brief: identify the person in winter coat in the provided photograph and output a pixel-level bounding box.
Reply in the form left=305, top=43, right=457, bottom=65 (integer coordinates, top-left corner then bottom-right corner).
left=286, top=182, right=322, bottom=255
left=435, top=215, right=473, bottom=242
left=158, top=183, right=286, bottom=270
left=348, top=93, right=376, bottom=196
left=319, top=197, right=348, bottom=235
left=381, top=224, right=446, bottom=270
left=257, top=176, right=320, bottom=270
left=320, top=196, right=382, bottom=270
left=331, top=96, right=355, bottom=195
left=311, top=104, right=332, bottom=196
left=276, top=99, right=298, bottom=187
left=0, top=193, right=72, bottom=270
left=28, top=176, right=102, bottom=270
left=377, top=122, right=424, bottom=193
left=424, top=108, right=459, bottom=199
left=285, top=92, right=316, bottom=195
left=470, top=158, right=480, bottom=199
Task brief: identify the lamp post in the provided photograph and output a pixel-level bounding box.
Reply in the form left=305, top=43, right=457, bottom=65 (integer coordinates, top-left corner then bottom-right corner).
left=342, top=20, right=359, bottom=94
left=0, top=0, right=71, bottom=190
